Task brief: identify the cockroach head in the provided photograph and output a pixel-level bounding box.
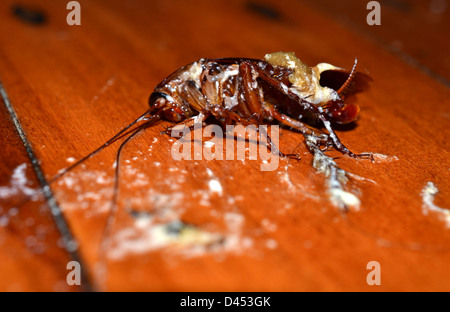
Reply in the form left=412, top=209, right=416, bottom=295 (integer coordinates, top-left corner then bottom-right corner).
left=265, top=52, right=360, bottom=124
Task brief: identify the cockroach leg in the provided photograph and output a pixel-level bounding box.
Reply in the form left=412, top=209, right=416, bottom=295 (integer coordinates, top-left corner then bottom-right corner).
left=238, top=61, right=265, bottom=123
left=182, top=80, right=213, bottom=112
left=227, top=61, right=299, bottom=159
left=208, top=105, right=299, bottom=160
left=264, top=103, right=315, bottom=136
left=162, top=112, right=210, bottom=139
left=319, top=115, right=373, bottom=160
left=161, top=80, right=215, bottom=137
left=264, top=129, right=301, bottom=160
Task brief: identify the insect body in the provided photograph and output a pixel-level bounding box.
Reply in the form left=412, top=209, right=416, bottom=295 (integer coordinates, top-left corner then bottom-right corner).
left=53, top=51, right=368, bottom=185
left=148, top=51, right=365, bottom=158
left=50, top=50, right=371, bottom=201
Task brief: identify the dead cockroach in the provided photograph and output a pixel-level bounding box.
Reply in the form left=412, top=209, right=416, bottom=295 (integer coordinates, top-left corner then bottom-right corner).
left=54, top=51, right=370, bottom=177
left=48, top=51, right=372, bottom=222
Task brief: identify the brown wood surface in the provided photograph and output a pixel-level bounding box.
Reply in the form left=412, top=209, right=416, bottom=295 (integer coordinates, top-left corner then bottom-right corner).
left=0, top=0, right=449, bottom=291
left=306, top=0, right=450, bottom=85
left=0, top=99, right=79, bottom=292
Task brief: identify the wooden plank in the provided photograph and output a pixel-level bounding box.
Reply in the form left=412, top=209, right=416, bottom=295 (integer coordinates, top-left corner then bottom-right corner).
left=0, top=0, right=448, bottom=291
left=0, top=87, right=80, bottom=291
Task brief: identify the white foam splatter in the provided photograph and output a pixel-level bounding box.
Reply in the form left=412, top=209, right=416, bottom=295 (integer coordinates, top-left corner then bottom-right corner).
left=0, top=163, right=35, bottom=198
left=330, top=188, right=360, bottom=210
left=421, top=182, right=450, bottom=228
left=57, top=170, right=113, bottom=214
left=208, top=179, right=223, bottom=196
left=66, top=157, right=76, bottom=163
left=261, top=218, right=277, bottom=232
left=108, top=219, right=223, bottom=260
left=372, top=153, right=399, bottom=163
left=205, top=168, right=223, bottom=196
left=277, top=165, right=296, bottom=191
left=306, top=134, right=361, bottom=210
left=221, top=212, right=253, bottom=253
left=108, top=210, right=252, bottom=260
left=265, top=239, right=278, bottom=249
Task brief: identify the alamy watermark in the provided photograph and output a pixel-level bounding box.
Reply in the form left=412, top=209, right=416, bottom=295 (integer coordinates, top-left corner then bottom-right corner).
left=66, top=1, right=381, bottom=27
left=367, top=1, right=381, bottom=25
left=170, top=123, right=280, bottom=172
left=66, top=1, right=81, bottom=26
left=66, top=261, right=81, bottom=286
left=366, top=260, right=381, bottom=285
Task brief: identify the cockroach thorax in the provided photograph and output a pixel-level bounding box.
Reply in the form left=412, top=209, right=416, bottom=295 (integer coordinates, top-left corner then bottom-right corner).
left=264, top=51, right=342, bottom=105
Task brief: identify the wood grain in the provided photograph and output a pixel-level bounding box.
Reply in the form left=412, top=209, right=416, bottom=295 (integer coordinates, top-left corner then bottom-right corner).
left=0, top=86, right=79, bottom=291
left=0, top=0, right=449, bottom=291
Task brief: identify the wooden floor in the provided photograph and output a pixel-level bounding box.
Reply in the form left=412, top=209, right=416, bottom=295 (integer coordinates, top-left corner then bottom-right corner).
left=0, top=0, right=449, bottom=291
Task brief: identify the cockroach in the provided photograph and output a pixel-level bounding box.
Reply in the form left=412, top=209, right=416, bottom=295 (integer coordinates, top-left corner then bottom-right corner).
left=29, top=52, right=372, bottom=273
left=52, top=51, right=371, bottom=182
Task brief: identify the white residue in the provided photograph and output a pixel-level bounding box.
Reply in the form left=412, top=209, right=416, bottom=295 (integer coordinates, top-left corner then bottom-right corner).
left=421, top=182, right=450, bottom=228
left=0, top=163, right=35, bottom=198
left=277, top=166, right=296, bottom=191
left=91, top=76, right=116, bottom=103
left=66, top=157, right=76, bottom=163
left=205, top=168, right=223, bottom=196
left=149, top=192, right=184, bottom=216
left=108, top=219, right=223, bottom=260
left=208, top=179, right=223, bottom=196
left=306, top=134, right=361, bottom=211
left=221, top=212, right=253, bottom=253
left=57, top=170, right=114, bottom=214
left=224, top=212, right=244, bottom=232
left=261, top=218, right=277, bottom=232
left=192, top=189, right=211, bottom=207
left=265, top=239, right=278, bottom=249
left=330, top=188, right=360, bottom=210
left=108, top=210, right=252, bottom=260
left=96, top=172, right=110, bottom=185
left=347, top=172, right=377, bottom=184
left=372, top=153, right=399, bottom=163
